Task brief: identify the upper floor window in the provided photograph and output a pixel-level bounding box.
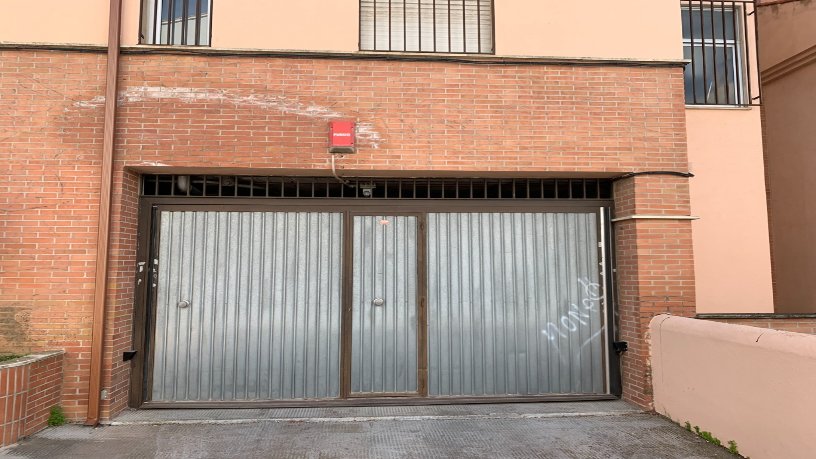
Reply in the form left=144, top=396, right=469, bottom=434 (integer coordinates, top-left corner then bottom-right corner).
left=141, top=0, right=212, bottom=46
left=682, top=1, right=754, bottom=106
left=360, top=0, right=494, bottom=54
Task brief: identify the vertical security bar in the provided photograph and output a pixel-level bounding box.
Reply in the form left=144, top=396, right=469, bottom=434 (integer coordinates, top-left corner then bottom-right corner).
left=477, top=0, right=482, bottom=53
left=181, top=0, right=188, bottom=46
left=195, top=0, right=202, bottom=46
left=418, top=0, right=422, bottom=52
left=686, top=6, right=697, bottom=103
left=743, top=1, right=756, bottom=103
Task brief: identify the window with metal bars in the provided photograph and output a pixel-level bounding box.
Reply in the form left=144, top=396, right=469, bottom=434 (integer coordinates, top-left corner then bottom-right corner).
left=141, top=0, right=212, bottom=46
left=681, top=1, right=758, bottom=106
left=360, top=0, right=494, bottom=54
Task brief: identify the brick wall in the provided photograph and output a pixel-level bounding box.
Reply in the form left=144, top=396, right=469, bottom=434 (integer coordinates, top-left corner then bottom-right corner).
left=613, top=175, right=696, bottom=408
left=0, top=50, right=105, bottom=420
left=0, top=351, right=64, bottom=447
left=1, top=48, right=690, bottom=419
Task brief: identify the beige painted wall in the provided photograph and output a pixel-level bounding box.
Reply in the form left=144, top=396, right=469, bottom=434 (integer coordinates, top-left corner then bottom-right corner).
left=1, top=0, right=683, bottom=60
left=212, top=0, right=358, bottom=51
left=651, top=315, right=816, bottom=459
left=758, top=0, right=816, bottom=312
left=686, top=108, right=773, bottom=313
left=0, top=0, right=111, bottom=45
left=758, top=0, right=816, bottom=70
left=494, top=0, right=681, bottom=60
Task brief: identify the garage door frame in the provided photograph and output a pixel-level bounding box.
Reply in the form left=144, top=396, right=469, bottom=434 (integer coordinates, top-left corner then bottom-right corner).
left=130, top=197, right=620, bottom=409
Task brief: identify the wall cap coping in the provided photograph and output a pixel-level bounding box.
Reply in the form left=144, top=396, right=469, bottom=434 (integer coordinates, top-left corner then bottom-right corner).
left=0, top=350, right=65, bottom=370
left=697, top=313, right=816, bottom=319
left=0, top=41, right=689, bottom=68
left=651, top=314, right=816, bottom=359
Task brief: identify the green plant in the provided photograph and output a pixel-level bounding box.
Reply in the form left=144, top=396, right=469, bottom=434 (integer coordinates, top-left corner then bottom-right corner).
left=48, top=406, right=66, bottom=427
left=728, top=441, right=740, bottom=455
left=0, top=354, right=24, bottom=363
left=683, top=421, right=741, bottom=457
left=698, top=429, right=722, bottom=447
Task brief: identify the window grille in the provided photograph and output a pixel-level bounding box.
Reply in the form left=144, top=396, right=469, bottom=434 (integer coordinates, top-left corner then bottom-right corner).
left=141, top=176, right=613, bottom=200
left=141, top=0, right=212, bottom=46
left=681, top=1, right=759, bottom=106
left=360, top=0, right=494, bottom=54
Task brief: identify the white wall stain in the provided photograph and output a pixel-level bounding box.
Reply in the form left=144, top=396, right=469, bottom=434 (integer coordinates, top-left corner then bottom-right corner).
left=355, top=122, right=382, bottom=149
left=72, top=87, right=382, bottom=148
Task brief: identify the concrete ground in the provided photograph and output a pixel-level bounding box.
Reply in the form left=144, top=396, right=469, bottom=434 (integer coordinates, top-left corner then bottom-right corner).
left=1, top=401, right=733, bottom=458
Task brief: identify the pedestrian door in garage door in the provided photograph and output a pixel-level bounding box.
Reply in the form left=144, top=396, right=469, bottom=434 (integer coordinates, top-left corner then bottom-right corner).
left=135, top=176, right=616, bottom=407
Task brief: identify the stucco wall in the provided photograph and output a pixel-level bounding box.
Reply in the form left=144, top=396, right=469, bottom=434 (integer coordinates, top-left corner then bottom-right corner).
left=494, top=0, right=681, bottom=60
left=686, top=108, right=773, bottom=313
left=758, top=0, right=816, bottom=70
left=1, top=0, right=682, bottom=60
left=762, top=63, right=816, bottom=312
left=651, top=315, right=816, bottom=459
left=758, top=0, right=816, bottom=313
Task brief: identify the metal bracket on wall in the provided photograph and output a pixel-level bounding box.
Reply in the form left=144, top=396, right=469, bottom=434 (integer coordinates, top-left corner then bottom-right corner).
left=612, top=341, right=628, bottom=354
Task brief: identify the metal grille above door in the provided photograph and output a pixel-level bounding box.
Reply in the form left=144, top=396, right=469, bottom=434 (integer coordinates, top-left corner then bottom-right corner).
left=141, top=175, right=613, bottom=200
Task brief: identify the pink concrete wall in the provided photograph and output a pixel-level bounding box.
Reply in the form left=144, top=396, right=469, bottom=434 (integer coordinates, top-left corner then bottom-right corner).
left=0, top=0, right=110, bottom=45
left=1, top=0, right=682, bottom=61
left=651, top=315, right=816, bottom=459
left=758, top=0, right=816, bottom=71
left=686, top=108, right=773, bottom=313
left=495, top=0, right=682, bottom=60
left=758, top=1, right=816, bottom=312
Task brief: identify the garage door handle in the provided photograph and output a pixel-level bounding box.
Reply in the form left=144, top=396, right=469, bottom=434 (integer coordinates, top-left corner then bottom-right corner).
left=177, top=300, right=191, bottom=309
left=372, top=298, right=385, bottom=307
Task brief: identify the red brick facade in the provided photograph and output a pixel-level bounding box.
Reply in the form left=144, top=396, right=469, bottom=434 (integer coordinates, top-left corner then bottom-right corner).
left=1, top=48, right=691, bottom=420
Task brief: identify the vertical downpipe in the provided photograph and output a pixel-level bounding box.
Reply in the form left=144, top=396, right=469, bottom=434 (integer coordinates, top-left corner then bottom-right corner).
left=86, top=0, right=123, bottom=426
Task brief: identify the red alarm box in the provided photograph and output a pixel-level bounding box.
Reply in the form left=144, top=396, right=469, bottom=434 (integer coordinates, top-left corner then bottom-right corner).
left=329, top=120, right=356, bottom=154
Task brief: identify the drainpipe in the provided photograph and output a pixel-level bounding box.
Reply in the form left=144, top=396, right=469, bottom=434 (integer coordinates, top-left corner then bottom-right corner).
left=86, top=0, right=123, bottom=426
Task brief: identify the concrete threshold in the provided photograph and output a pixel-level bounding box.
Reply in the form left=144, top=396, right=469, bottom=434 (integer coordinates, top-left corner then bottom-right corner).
left=106, top=400, right=642, bottom=426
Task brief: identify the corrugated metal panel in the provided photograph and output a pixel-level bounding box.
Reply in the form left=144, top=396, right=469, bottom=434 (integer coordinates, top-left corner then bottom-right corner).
left=427, top=212, right=605, bottom=396
left=351, top=216, right=419, bottom=394
left=151, top=211, right=343, bottom=402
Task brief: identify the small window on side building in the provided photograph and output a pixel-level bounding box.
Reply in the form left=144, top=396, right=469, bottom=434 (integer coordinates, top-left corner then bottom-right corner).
left=141, top=0, right=212, bottom=46
left=360, top=0, right=494, bottom=54
left=682, top=2, right=749, bottom=105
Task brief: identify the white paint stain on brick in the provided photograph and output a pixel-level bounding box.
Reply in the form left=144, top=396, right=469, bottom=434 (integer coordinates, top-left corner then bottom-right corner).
left=355, top=122, right=381, bottom=149
left=73, top=87, right=382, bottom=148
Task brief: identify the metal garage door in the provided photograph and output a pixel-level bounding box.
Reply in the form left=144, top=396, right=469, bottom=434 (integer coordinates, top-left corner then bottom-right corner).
left=150, top=211, right=343, bottom=402
left=350, top=215, right=419, bottom=396
left=139, top=179, right=613, bottom=406
left=427, top=212, right=605, bottom=396
left=148, top=209, right=607, bottom=403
